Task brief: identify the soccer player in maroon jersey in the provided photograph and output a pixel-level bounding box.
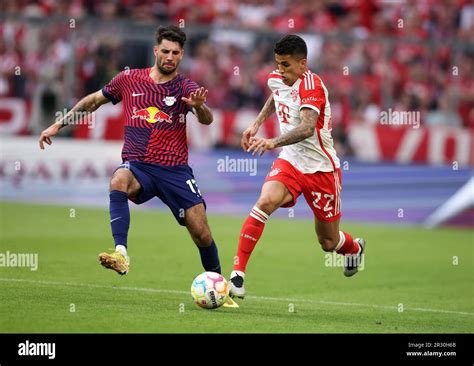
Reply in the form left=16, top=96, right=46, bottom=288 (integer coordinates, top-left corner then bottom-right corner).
left=228, top=35, right=365, bottom=299
left=38, top=26, right=223, bottom=278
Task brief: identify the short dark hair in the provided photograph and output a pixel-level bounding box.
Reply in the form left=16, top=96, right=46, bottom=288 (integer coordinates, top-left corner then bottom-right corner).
left=155, top=25, right=186, bottom=48
left=274, top=35, right=307, bottom=59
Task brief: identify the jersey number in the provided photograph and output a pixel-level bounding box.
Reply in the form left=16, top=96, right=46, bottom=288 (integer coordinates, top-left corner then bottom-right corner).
left=186, top=179, right=201, bottom=196
left=311, top=192, right=334, bottom=212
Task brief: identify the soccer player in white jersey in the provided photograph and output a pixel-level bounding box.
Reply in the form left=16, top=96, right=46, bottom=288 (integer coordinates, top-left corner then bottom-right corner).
left=229, top=35, right=365, bottom=298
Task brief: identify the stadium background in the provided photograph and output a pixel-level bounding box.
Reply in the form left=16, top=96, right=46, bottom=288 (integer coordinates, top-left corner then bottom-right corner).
left=0, top=0, right=473, bottom=336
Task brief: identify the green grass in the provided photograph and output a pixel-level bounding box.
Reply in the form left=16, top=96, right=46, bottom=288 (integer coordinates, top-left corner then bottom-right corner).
left=0, top=202, right=473, bottom=333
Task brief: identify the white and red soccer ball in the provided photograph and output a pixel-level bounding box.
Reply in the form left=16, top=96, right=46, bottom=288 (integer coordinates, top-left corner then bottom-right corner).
left=190, top=271, right=229, bottom=309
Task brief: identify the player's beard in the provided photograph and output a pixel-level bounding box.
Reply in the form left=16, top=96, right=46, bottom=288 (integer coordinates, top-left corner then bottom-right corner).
left=157, top=60, right=177, bottom=75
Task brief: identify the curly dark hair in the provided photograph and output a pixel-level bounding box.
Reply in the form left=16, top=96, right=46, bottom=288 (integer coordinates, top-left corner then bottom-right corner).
left=155, top=25, right=186, bottom=48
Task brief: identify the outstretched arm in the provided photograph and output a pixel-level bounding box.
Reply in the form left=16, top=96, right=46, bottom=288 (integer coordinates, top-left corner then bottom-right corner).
left=39, top=90, right=110, bottom=149
left=252, top=94, right=276, bottom=131
left=182, top=87, right=213, bottom=125
left=192, top=104, right=213, bottom=125
left=241, top=94, right=275, bottom=150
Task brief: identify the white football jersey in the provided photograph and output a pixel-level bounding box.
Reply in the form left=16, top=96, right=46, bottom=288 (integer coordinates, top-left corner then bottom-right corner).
left=267, top=69, right=340, bottom=173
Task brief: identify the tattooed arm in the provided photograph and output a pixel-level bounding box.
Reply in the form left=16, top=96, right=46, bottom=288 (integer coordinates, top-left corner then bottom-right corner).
left=247, top=107, right=318, bottom=156
left=39, top=90, right=110, bottom=149
left=271, top=108, right=317, bottom=148
left=241, top=94, right=275, bottom=150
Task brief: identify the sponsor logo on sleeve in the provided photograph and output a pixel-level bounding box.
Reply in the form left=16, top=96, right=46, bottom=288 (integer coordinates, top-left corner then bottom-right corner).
left=268, top=168, right=281, bottom=177
left=302, top=96, right=318, bottom=104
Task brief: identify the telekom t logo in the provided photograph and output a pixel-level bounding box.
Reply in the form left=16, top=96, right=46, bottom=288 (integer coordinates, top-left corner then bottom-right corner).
left=277, top=103, right=290, bottom=124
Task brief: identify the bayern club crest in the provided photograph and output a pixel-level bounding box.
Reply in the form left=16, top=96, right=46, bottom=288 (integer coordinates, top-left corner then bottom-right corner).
left=290, top=89, right=299, bottom=102
left=163, top=96, right=177, bottom=106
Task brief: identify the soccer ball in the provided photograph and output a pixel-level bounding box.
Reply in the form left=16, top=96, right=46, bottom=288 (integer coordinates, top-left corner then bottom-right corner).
left=190, top=271, right=229, bottom=309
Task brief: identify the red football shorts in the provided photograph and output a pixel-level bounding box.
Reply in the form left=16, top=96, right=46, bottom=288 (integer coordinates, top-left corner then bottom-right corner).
left=265, top=158, right=342, bottom=223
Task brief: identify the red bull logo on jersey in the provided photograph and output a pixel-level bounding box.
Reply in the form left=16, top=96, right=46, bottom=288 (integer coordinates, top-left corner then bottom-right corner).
left=132, top=106, right=172, bottom=124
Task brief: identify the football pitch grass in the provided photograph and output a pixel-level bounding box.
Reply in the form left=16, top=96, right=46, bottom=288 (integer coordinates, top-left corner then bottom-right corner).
left=0, top=202, right=472, bottom=333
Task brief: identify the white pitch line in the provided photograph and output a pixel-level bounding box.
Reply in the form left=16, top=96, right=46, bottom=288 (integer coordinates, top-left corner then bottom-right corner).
left=1, top=277, right=473, bottom=316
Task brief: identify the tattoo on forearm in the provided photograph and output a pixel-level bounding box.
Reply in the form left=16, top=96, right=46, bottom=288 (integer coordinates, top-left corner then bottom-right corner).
left=272, top=127, right=312, bottom=148
left=255, top=95, right=275, bottom=127
left=57, top=95, right=99, bottom=129
left=271, top=108, right=317, bottom=148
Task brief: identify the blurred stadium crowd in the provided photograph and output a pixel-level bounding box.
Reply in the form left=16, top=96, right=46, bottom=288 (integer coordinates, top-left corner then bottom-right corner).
left=0, top=0, right=473, bottom=142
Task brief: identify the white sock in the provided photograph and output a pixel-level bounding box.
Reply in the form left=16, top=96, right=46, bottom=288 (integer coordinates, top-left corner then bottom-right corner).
left=334, top=231, right=345, bottom=252
left=115, top=245, right=127, bottom=256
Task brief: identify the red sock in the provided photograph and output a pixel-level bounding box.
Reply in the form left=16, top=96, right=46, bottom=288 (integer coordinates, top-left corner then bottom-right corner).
left=233, top=206, right=268, bottom=272
left=335, top=231, right=361, bottom=255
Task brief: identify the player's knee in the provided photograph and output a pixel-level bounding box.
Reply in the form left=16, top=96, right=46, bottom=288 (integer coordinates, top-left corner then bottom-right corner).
left=318, top=237, right=337, bottom=252
left=256, top=195, right=279, bottom=215
left=193, top=230, right=213, bottom=247
left=109, top=172, right=131, bottom=193
left=109, top=178, right=128, bottom=193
